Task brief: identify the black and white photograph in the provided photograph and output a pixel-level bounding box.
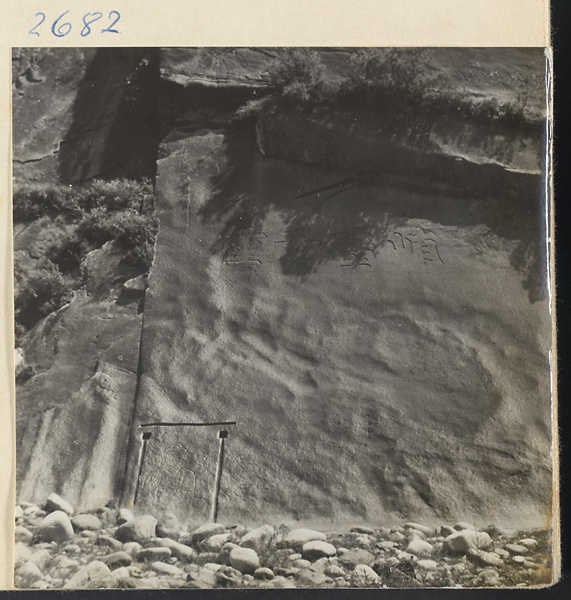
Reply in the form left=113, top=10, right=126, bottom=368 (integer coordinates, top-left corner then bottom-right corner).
left=11, top=46, right=556, bottom=589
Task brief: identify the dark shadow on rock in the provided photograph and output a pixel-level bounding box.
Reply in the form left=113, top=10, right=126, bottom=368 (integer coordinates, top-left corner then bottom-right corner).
left=197, top=125, right=547, bottom=302
left=59, top=48, right=162, bottom=183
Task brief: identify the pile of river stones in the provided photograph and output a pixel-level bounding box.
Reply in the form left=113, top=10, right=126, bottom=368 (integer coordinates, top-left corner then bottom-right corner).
left=14, top=494, right=553, bottom=589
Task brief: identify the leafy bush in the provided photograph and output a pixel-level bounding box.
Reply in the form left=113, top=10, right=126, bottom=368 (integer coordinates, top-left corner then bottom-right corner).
left=14, top=259, right=74, bottom=334
left=14, top=178, right=158, bottom=339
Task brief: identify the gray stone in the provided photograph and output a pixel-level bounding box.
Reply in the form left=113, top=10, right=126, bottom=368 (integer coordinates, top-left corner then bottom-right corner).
left=440, top=525, right=456, bottom=537
left=137, top=547, right=172, bottom=562
left=338, top=548, right=375, bottom=569
left=291, top=558, right=312, bottom=569
left=254, top=567, right=275, bottom=580
left=156, top=513, right=181, bottom=540
left=351, top=564, right=381, bottom=586
left=405, top=522, right=434, bottom=536
left=302, top=540, right=337, bottom=560
left=151, top=561, right=184, bottom=577
left=63, top=560, right=115, bottom=589
left=389, top=531, right=406, bottom=543
left=37, top=510, right=74, bottom=542
left=324, top=564, right=346, bottom=578
left=201, top=532, right=233, bottom=552
left=467, top=549, right=503, bottom=567
left=122, top=541, right=143, bottom=556
left=444, top=530, right=492, bottom=554
left=115, top=515, right=157, bottom=542
left=44, top=493, right=74, bottom=516
left=71, top=514, right=102, bottom=531
left=117, top=508, right=134, bottom=525
left=29, top=548, right=51, bottom=570
left=295, top=568, right=329, bottom=586
left=229, top=546, right=260, bottom=574
left=15, top=506, right=24, bottom=519
left=377, top=541, right=395, bottom=550
left=505, top=543, right=528, bottom=554
left=15, top=542, right=32, bottom=565
left=215, top=565, right=243, bottom=587
left=15, top=526, right=33, bottom=544
left=518, top=538, right=538, bottom=548
left=284, top=528, right=327, bottom=548
left=240, top=525, right=275, bottom=549
left=96, top=535, right=123, bottom=551
left=190, top=522, right=226, bottom=544
left=406, top=539, right=434, bottom=557
left=151, top=537, right=196, bottom=561
left=350, top=526, right=375, bottom=535
left=102, top=551, right=132, bottom=569
left=477, top=568, right=501, bottom=586
left=15, top=561, right=43, bottom=582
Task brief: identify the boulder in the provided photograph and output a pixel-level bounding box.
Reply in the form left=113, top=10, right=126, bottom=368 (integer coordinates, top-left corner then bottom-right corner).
left=63, top=561, right=115, bottom=589
left=14, top=526, right=33, bottom=544
left=283, top=528, right=327, bottom=548
left=229, top=547, right=260, bottom=574
left=240, top=525, right=275, bottom=549
left=302, top=540, right=337, bottom=560
left=215, top=565, right=243, bottom=587
left=416, top=559, right=438, bottom=570
left=190, top=522, right=226, bottom=544
left=15, top=543, right=32, bottom=565
left=137, top=547, right=172, bottom=562
left=71, top=514, right=102, bottom=531
left=44, top=493, right=74, bottom=516
left=351, top=564, right=381, bottom=586
left=115, top=515, right=157, bottom=543
left=406, top=539, right=434, bottom=557
left=350, top=526, right=375, bottom=535
left=116, top=508, right=134, bottom=525
left=156, top=513, right=181, bottom=540
left=444, top=530, right=492, bottom=554
left=254, top=567, right=275, bottom=580
left=201, top=533, right=233, bottom=552
left=338, top=548, right=375, bottom=569
left=102, top=551, right=132, bottom=570
left=151, top=561, right=185, bottom=577
left=15, top=561, right=43, bottom=582
left=295, top=568, right=330, bottom=586
left=37, top=511, right=74, bottom=543
left=151, top=537, right=196, bottom=561
left=467, top=548, right=503, bottom=567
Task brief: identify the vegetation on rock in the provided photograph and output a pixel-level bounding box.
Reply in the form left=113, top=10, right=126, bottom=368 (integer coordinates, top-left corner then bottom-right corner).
left=13, top=178, right=157, bottom=342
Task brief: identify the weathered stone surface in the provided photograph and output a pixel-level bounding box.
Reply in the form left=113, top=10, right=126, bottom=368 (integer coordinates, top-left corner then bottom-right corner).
left=295, top=568, right=329, bottom=587
left=71, top=514, right=102, bottom=531
left=151, top=537, right=196, bottom=561
left=190, top=523, right=226, bottom=544
left=37, top=511, right=74, bottom=542
left=115, top=515, right=157, bottom=543
left=240, top=525, right=275, bottom=549
left=444, top=530, right=492, bottom=554
left=302, top=540, right=337, bottom=560
left=467, top=549, right=503, bottom=567
left=406, top=539, right=434, bottom=557
left=229, top=547, right=260, bottom=574
left=201, top=533, right=233, bottom=552
left=338, top=548, right=375, bottom=569
left=351, top=564, right=381, bottom=586
left=417, top=559, right=439, bottom=570
left=151, top=561, right=184, bottom=577
left=15, top=543, right=32, bottom=564
left=102, top=551, right=132, bottom=570
left=15, top=526, right=33, bottom=544
left=117, top=509, right=134, bottom=525
left=156, top=513, right=181, bottom=540
left=44, top=494, right=74, bottom=516
left=63, top=560, right=115, bottom=589
left=137, top=547, right=172, bottom=562
left=505, top=543, right=529, bottom=554
left=284, top=529, right=327, bottom=548
left=254, top=567, right=275, bottom=580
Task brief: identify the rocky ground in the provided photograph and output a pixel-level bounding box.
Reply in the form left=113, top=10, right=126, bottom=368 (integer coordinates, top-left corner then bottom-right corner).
left=14, top=494, right=553, bottom=589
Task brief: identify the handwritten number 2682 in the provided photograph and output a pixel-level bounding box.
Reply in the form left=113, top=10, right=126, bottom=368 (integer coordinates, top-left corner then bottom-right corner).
left=29, top=10, right=121, bottom=37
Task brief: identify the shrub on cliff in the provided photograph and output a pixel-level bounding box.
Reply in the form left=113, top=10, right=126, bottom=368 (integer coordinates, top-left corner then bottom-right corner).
left=14, top=258, right=74, bottom=336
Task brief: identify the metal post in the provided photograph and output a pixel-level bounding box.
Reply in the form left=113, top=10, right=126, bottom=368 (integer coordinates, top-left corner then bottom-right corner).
left=134, top=431, right=152, bottom=505
left=210, top=430, right=228, bottom=523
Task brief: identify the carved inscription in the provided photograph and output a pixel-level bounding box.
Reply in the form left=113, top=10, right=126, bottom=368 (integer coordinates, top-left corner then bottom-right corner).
left=223, top=227, right=267, bottom=268
left=387, top=227, right=444, bottom=265
left=220, top=224, right=443, bottom=268
left=141, top=443, right=197, bottom=503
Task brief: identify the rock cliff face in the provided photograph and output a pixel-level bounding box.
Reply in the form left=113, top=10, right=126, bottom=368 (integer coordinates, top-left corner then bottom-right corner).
left=14, top=48, right=552, bottom=529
